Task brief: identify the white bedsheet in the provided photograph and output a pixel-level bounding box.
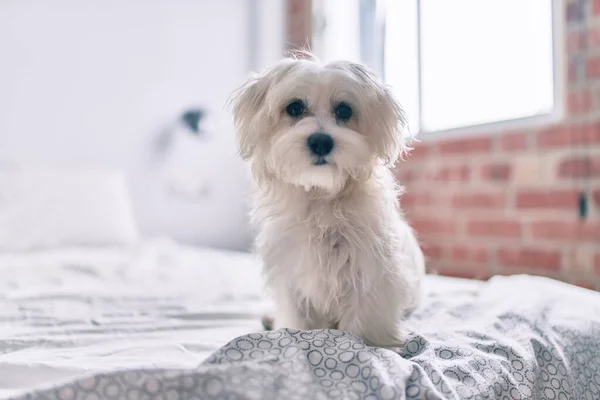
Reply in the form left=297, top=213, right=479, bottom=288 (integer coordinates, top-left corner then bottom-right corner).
left=0, top=239, right=269, bottom=398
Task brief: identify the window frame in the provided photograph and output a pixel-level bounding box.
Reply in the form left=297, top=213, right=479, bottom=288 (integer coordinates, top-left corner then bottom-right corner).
left=313, top=0, right=565, bottom=141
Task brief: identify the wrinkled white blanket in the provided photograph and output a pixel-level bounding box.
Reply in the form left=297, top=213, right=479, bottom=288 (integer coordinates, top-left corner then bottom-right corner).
left=0, top=239, right=268, bottom=398
left=2, top=240, right=599, bottom=400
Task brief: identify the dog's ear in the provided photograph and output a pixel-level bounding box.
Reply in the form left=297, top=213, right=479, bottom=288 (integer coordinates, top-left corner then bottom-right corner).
left=341, top=62, right=410, bottom=166
left=375, top=85, right=410, bottom=165
left=229, top=59, right=303, bottom=160
left=228, top=73, right=270, bottom=160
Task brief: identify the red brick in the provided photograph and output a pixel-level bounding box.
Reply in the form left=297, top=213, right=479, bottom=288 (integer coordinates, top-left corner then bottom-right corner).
left=409, top=143, right=433, bottom=161
left=456, top=165, right=471, bottom=181
left=437, top=137, right=492, bottom=155
left=451, top=245, right=488, bottom=264
left=587, top=56, right=600, bottom=79
left=572, top=279, right=596, bottom=290
left=567, top=30, right=586, bottom=53
left=396, top=169, right=420, bottom=184
left=594, top=189, right=600, bottom=207
left=411, top=217, right=456, bottom=235
left=590, top=25, right=600, bottom=48
left=537, top=122, right=600, bottom=148
left=567, top=89, right=593, bottom=114
left=428, top=168, right=445, bottom=181
left=436, top=267, right=489, bottom=281
left=480, top=163, right=512, bottom=181
left=428, top=165, right=471, bottom=182
left=516, top=189, right=579, bottom=209
left=461, top=166, right=473, bottom=181
left=467, top=220, right=522, bottom=238
left=287, top=0, right=312, bottom=50
left=452, top=193, right=506, bottom=208
left=531, top=220, right=600, bottom=242
left=400, top=192, right=433, bottom=207
left=500, top=132, right=528, bottom=151
left=431, top=165, right=470, bottom=182
left=422, top=243, right=444, bottom=260
left=557, top=156, right=600, bottom=178
left=568, top=60, right=577, bottom=83
left=594, top=0, right=600, bottom=15
left=497, top=248, right=562, bottom=271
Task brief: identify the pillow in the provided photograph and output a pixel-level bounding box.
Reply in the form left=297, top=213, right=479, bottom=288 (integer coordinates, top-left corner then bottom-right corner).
left=0, top=166, right=140, bottom=251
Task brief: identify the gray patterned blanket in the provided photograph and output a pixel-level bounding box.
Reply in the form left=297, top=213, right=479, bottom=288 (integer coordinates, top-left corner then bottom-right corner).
left=14, top=274, right=600, bottom=400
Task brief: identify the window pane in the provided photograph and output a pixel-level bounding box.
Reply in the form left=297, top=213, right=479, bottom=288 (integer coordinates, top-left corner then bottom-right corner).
left=420, top=0, right=555, bottom=132
left=384, top=0, right=420, bottom=134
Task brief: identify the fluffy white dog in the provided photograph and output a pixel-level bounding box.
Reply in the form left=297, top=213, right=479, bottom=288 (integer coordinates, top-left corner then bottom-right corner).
left=230, top=52, right=424, bottom=347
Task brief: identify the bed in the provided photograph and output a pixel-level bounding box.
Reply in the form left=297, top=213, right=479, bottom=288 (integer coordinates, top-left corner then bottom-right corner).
left=1, top=237, right=599, bottom=400
left=0, top=239, right=268, bottom=398
left=2, top=168, right=600, bottom=399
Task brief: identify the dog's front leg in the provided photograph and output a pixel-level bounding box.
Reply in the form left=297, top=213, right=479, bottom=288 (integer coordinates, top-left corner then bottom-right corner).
left=337, top=295, right=406, bottom=348
left=270, top=286, right=313, bottom=330
left=269, top=285, right=331, bottom=331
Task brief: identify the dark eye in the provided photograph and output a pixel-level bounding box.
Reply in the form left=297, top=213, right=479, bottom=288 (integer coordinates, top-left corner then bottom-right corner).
left=334, top=103, right=352, bottom=121
left=286, top=100, right=305, bottom=117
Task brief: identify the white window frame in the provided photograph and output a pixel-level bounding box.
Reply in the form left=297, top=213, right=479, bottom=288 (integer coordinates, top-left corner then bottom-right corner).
left=313, top=0, right=565, bottom=141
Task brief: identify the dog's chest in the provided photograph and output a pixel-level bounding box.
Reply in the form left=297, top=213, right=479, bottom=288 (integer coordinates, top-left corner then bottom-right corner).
left=266, top=209, right=379, bottom=312
left=289, top=228, right=350, bottom=297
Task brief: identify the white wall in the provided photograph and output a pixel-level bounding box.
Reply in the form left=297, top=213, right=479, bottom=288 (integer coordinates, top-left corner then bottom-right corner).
left=0, top=0, right=284, bottom=250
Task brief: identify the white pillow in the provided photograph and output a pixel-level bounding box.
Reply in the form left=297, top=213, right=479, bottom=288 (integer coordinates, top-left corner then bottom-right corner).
left=0, top=166, right=140, bottom=251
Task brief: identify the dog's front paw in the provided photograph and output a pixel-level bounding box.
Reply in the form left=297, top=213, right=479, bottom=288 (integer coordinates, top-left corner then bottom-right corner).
left=342, top=319, right=408, bottom=349
left=362, top=331, right=406, bottom=349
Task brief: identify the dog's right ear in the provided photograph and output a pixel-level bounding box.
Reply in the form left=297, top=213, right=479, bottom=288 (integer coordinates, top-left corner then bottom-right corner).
left=228, top=73, right=270, bottom=160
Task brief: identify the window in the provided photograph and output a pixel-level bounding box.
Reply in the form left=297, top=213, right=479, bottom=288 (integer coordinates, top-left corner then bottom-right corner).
left=313, top=0, right=561, bottom=137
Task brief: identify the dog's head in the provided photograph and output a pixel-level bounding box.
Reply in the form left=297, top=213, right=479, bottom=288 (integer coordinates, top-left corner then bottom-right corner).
left=230, top=52, right=409, bottom=195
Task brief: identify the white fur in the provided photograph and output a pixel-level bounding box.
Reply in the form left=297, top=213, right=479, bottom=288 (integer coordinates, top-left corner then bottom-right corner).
left=230, top=52, right=425, bottom=347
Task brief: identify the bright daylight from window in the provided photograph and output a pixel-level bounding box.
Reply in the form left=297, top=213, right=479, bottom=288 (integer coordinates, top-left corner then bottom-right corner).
left=383, top=0, right=555, bottom=134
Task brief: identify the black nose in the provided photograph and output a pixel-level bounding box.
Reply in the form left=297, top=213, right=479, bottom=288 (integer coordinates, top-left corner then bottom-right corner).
left=307, top=133, right=334, bottom=157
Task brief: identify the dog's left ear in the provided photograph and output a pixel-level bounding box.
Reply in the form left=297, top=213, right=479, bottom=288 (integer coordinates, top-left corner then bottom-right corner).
left=343, top=63, right=410, bottom=166
left=228, top=73, right=271, bottom=160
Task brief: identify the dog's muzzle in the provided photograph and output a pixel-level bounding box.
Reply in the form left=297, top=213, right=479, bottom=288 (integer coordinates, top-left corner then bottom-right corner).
left=307, top=133, right=334, bottom=163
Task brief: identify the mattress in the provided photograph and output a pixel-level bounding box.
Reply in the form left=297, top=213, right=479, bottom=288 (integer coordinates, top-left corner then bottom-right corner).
left=1, top=239, right=599, bottom=399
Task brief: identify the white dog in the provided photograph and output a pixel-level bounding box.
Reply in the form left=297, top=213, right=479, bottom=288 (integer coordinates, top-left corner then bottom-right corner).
left=230, top=52, right=424, bottom=347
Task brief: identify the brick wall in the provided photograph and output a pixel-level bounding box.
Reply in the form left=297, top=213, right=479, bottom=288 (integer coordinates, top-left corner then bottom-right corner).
left=398, top=0, right=600, bottom=289
left=287, top=0, right=312, bottom=50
